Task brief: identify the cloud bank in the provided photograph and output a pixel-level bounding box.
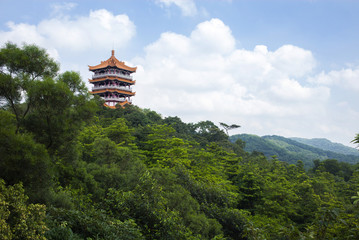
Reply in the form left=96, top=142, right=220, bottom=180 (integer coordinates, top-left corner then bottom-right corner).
left=0, top=8, right=136, bottom=60
left=155, top=0, right=198, bottom=16
left=133, top=18, right=358, bottom=145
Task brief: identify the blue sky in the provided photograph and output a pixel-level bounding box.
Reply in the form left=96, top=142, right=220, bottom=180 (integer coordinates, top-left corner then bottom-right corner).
left=1, top=0, right=359, bottom=146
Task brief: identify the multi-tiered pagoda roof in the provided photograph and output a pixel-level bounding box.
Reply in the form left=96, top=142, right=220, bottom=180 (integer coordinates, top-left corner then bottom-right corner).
left=89, top=50, right=136, bottom=108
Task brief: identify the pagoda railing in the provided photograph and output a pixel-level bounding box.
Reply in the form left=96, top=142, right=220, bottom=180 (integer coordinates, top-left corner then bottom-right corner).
left=92, top=73, right=133, bottom=80
left=92, top=85, right=133, bottom=92
left=103, top=97, right=132, bottom=102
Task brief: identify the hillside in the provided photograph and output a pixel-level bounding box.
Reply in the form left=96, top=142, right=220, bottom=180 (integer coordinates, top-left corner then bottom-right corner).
left=290, top=137, right=359, bottom=156
left=230, top=134, right=359, bottom=167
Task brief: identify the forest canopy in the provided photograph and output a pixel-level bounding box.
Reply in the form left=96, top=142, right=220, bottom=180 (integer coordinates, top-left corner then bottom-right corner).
left=1, top=42, right=359, bottom=240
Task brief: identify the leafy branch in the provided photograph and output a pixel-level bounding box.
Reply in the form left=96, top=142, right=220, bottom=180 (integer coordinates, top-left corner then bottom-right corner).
left=219, top=122, right=240, bottom=136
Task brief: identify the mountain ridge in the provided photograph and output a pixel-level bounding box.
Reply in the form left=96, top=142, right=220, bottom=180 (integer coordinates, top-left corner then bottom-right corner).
left=230, top=134, right=359, bottom=167
left=290, top=137, right=359, bottom=156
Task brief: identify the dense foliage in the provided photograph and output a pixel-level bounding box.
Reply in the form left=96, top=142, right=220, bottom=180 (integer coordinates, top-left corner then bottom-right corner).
left=1, top=43, right=359, bottom=239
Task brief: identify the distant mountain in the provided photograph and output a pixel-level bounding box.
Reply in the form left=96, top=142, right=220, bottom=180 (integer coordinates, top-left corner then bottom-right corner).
left=290, top=137, right=359, bottom=156
left=230, top=134, right=359, bottom=168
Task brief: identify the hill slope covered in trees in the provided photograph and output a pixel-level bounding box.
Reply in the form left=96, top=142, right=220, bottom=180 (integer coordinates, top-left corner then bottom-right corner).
left=1, top=43, right=359, bottom=240
left=290, top=137, right=359, bottom=156
left=230, top=134, right=359, bottom=168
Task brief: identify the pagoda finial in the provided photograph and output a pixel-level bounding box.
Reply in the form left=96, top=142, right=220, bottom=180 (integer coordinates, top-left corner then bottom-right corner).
left=111, top=50, right=115, bottom=56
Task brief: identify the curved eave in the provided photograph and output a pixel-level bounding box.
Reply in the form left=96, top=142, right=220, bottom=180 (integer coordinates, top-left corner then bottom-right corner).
left=104, top=103, right=117, bottom=109
left=89, top=77, right=136, bottom=85
left=119, top=100, right=131, bottom=107
left=104, top=100, right=131, bottom=109
left=88, top=56, right=137, bottom=72
left=90, top=89, right=136, bottom=96
left=89, top=64, right=137, bottom=72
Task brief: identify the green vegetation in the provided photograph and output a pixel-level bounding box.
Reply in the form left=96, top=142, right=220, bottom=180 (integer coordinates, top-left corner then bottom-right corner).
left=1, top=42, right=359, bottom=239
left=291, top=137, right=359, bottom=156
left=219, top=122, right=240, bottom=136
left=231, top=134, right=359, bottom=168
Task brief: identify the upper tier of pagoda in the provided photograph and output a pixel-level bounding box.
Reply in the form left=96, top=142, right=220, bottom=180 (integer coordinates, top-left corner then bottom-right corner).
left=88, top=50, right=137, bottom=72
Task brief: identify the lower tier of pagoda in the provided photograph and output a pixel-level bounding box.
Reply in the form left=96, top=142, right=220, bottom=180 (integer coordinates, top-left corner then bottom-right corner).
left=91, top=85, right=133, bottom=93
left=90, top=88, right=135, bottom=96
left=104, top=100, right=131, bottom=109
left=100, top=96, right=132, bottom=107
left=91, top=89, right=133, bottom=107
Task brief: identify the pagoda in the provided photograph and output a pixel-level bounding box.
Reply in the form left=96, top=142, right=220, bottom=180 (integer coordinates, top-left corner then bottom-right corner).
left=89, top=50, right=136, bottom=108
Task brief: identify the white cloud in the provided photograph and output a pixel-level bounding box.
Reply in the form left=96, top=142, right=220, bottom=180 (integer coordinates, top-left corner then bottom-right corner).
left=190, top=18, right=235, bottom=54
left=51, top=2, right=77, bottom=16
left=136, top=19, right=324, bottom=111
left=269, top=78, right=329, bottom=102
left=156, top=0, right=198, bottom=16
left=269, top=44, right=316, bottom=78
left=133, top=18, right=358, bottom=145
left=0, top=9, right=135, bottom=55
left=308, top=67, right=359, bottom=92
left=36, top=10, right=134, bottom=52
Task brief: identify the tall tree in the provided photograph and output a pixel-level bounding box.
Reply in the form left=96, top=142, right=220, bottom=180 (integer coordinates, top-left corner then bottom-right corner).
left=0, top=42, right=59, bottom=132
left=0, top=110, right=53, bottom=202
left=0, top=43, right=97, bottom=154
left=24, top=72, right=97, bottom=152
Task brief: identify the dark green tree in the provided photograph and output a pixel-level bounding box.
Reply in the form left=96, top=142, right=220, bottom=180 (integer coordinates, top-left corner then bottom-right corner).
left=0, top=43, right=97, bottom=156
left=0, top=110, right=53, bottom=202
left=219, top=122, right=240, bottom=136
left=0, top=42, right=59, bottom=132
left=353, top=133, right=359, bottom=148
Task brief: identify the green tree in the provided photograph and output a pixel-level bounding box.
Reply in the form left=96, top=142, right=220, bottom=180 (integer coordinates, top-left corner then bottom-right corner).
left=105, top=171, right=193, bottom=239
left=45, top=207, right=144, bottom=240
left=0, top=110, right=53, bottom=202
left=150, top=168, right=224, bottom=239
left=0, top=179, right=47, bottom=240
left=194, top=121, right=229, bottom=147
left=103, top=118, right=134, bottom=145
left=0, top=42, right=59, bottom=132
left=353, top=133, right=359, bottom=148
left=0, top=43, right=97, bottom=155
left=219, top=122, right=240, bottom=136
left=163, top=116, right=195, bottom=139
left=24, top=72, right=97, bottom=153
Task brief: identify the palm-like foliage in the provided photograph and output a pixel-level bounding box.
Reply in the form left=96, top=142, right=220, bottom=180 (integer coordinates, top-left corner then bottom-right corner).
left=219, top=122, right=240, bottom=136
left=352, top=134, right=359, bottom=148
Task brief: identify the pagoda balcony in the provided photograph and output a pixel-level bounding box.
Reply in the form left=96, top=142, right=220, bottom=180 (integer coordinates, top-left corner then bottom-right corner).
left=92, top=85, right=133, bottom=92
left=103, top=97, right=132, bottom=102
left=92, top=73, right=133, bottom=80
